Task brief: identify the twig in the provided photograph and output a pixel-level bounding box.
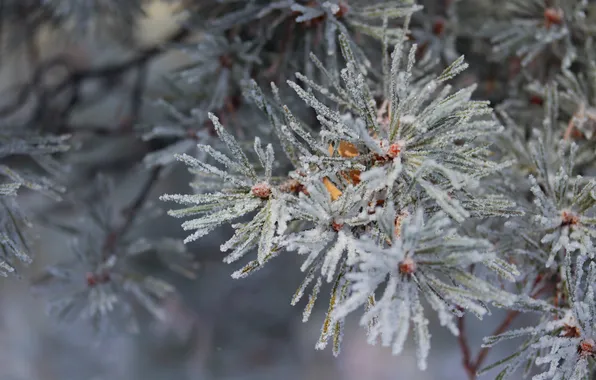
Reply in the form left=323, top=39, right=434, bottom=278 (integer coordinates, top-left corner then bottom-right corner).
left=458, top=279, right=555, bottom=378
left=471, top=310, right=520, bottom=373
left=102, top=166, right=163, bottom=258
left=457, top=314, right=476, bottom=380
left=457, top=309, right=521, bottom=379
left=0, top=25, right=191, bottom=130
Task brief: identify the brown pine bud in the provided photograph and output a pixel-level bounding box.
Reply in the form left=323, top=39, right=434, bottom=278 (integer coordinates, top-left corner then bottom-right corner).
left=332, top=221, right=344, bottom=232
left=399, top=257, right=416, bottom=275
left=530, top=95, right=544, bottom=106
left=387, top=141, right=404, bottom=158
left=561, top=210, right=580, bottom=226
left=86, top=271, right=110, bottom=287
left=336, top=2, right=349, bottom=19
left=579, top=339, right=595, bottom=357
left=86, top=272, right=97, bottom=287
left=544, top=8, right=563, bottom=29
left=562, top=324, right=581, bottom=338
left=432, top=19, right=445, bottom=36
left=251, top=182, right=272, bottom=199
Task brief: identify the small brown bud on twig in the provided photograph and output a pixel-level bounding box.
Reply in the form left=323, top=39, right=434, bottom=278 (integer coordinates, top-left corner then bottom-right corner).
left=399, top=257, right=416, bottom=275
left=251, top=182, right=272, bottom=199
left=544, top=8, right=563, bottom=29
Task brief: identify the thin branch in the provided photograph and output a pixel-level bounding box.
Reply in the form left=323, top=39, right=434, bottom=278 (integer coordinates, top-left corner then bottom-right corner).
left=472, top=282, right=554, bottom=373
left=102, top=166, right=163, bottom=258
left=457, top=314, right=476, bottom=380
left=471, top=310, right=520, bottom=373
left=0, top=25, right=191, bottom=129
left=459, top=279, right=555, bottom=379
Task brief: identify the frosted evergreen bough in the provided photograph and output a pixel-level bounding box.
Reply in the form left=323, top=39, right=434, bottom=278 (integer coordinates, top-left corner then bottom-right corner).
left=481, top=255, right=596, bottom=380
left=8, top=0, right=596, bottom=378
left=190, top=0, right=421, bottom=83
left=526, top=142, right=596, bottom=267
left=333, top=206, right=516, bottom=370
left=0, top=128, right=69, bottom=276
left=480, top=0, right=590, bottom=69
left=496, top=85, right=596, bottom=270
left=161, top=112, right=286, bottom=267
left=289, top=31, right=517, bottom=222
left=282, top=180, right=366, bottom=284
left=33, top=175, right=196, bottom=334
left=162, top=14, right=525, bottom=365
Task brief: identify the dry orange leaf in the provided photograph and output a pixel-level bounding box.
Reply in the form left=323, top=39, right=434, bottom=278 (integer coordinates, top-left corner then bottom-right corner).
left=342, top=169, right=361, bottom=185
left=394, top=210, right=410, bottom=238
left=323, top=177, right=342, bottom=201
left=323, top=141, right=360, bottom=201
left=339, top=141, right=359, bottom=157
left=328, top=141, right=359, bottom=158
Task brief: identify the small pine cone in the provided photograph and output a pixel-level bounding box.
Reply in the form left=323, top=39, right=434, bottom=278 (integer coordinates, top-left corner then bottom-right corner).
left=399, top=257, right=416, bottom=275
left=251, top=182, right=272, bottom=199
left=279, top=178, right=310, bottom=196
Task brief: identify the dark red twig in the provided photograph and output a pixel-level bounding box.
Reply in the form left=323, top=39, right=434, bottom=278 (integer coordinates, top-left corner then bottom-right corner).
left=102, top=166, right=163, bottom=258
left=458, top=314, right=476, bottom=380
left=458, top=279, right=555, bottom=379
left=472, top=310, right=520, bottom=373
